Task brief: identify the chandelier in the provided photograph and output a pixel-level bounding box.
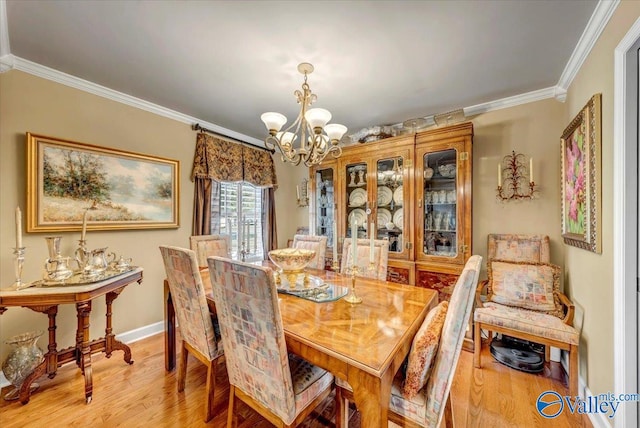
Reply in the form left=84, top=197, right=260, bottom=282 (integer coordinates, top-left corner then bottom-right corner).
left=261, top=63, right=347, bottom=167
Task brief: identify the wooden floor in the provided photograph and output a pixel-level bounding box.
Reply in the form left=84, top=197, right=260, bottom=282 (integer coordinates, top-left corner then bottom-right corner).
left=0, top=333, right=591, bottom=427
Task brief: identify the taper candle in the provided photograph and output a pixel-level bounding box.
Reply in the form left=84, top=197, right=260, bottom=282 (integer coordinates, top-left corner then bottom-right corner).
left=369, top=222, right=375, bottom=263
left=498, top=163, right=502, bottom=187
left=81, top=209, right=88, bottom=241
left=15, top=207, right=22, bottom=248
left=351, top=218, right=357, bottom=266
left=529, top=158, right=534, bottom=183
left=332, top=221, right=337, bottom=261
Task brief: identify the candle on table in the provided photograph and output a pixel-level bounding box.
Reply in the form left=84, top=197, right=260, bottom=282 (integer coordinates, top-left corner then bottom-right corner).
left=498, top=163, right=502, bottom=187
left=332, top=221, right=337, bottom=261
left=369, top=222, right=375, bottom=263
left=351, top=218, right=357, bottom=268
left=81, top=209, right=88, bottom=241
left=15, top=206, right=22, bottom=248
left=529, top=158, right=534, bottom=183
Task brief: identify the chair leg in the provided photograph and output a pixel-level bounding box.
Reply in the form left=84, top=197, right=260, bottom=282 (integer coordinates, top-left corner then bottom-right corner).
left=227, top=386, right=236, bottom=428
left=544, top=346, right=551, bottom=362
left=335, top=387, right=349, bottom=428
left=204, top=358, right=217, bottom=422
left=569, top=345, right=579, bottom=397
left=474, top=321, right=482, bottom=368
left=178, top=340, right=188, bottom=392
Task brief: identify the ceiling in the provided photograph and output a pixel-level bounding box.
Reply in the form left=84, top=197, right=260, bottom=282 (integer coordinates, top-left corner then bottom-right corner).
left=3, top=0, right=601, bottom=144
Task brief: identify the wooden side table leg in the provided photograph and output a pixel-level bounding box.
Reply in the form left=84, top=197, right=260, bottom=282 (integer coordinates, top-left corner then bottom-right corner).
left=77, top=301, right=93, bottom=403
left=104, top=288, right=133, bottom=364
left=45, top=306, right=59, bottom=377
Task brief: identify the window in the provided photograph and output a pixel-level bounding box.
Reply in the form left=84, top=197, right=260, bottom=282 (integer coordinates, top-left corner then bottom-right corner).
left=216, top=182, right=263, bottom=262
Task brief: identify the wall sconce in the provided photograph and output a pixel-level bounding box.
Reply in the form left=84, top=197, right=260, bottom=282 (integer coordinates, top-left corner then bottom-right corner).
left=497, top=151, right=537, bottom=201
left=297, top=178, right=309, bottom=207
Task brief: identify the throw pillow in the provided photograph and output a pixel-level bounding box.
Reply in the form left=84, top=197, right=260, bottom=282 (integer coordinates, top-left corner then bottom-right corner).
left=402, top=301, right=449, bottom=399
left=488, top=259, right=562, bottom=316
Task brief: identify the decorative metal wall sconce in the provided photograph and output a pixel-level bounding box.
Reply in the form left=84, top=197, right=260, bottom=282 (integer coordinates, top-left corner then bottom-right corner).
left=297, top=178, right=309, bottom=207
left=496, top=151, right=538, bottom=201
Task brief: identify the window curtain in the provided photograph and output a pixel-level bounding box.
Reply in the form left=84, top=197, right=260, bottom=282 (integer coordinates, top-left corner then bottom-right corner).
left=262, top=187, right=278, bottom=259
left=191, top=132, right=277, bottom=240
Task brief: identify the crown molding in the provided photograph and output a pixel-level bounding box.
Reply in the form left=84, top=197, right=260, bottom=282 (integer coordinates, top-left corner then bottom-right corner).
left=556, top=0, right=620, bottom=94
left=463, top=86, right=558, bottom=117
left=7, top=55, right=264, bottom=146
left=0, top=0, right=11, bottom=72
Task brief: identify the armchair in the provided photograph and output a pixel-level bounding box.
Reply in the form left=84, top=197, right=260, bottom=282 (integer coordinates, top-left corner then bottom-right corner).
left=473, top=234, right=580, bottom=397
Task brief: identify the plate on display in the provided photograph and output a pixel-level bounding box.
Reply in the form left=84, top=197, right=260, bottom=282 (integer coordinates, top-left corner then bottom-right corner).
left=393, top=186, right=403, bottom=205
left=377, top=186, right=393, bottom=206
left=348, top=188, right=366, bottom=207
left=348, top=208, right=367, bottom=228
left=377, top=208, right=392, bottom=226
left=393, top=208, right=404, bottom=230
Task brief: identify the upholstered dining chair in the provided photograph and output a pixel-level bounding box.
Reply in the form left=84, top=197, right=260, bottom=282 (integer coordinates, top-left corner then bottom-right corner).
left=189, top=234, right=231, bottom=268
left=474, top=234, right=580, bottom=397
left=335, top=255, right=482, bottom=428
left=207, top=256, right=335, bottom=428
left=340, top=238, right=389, bottom=281
left=159, top=245, right=224, bottom=422
left=292, top=234, right=327, bottom=270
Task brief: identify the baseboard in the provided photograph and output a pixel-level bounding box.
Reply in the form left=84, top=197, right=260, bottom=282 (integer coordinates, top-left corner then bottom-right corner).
left=0, top=321, right=165, bottom=389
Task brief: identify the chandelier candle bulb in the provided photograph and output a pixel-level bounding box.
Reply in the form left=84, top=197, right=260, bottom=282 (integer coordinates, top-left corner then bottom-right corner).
left=529, top=158, right=534, bottom=183
left=498, top=163, right=502, bottom=187
left=15, top=207, right=22, bottom=248
left=296, top=185, right=300, bottom=200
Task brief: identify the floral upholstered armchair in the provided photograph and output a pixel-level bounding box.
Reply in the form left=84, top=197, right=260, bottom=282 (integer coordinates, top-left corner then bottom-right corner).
left=473, top=234, right=580, bottom=397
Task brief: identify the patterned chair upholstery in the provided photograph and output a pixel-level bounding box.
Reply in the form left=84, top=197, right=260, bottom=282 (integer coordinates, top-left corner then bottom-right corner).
left=159, top=245, right=224, bottom=422
left=207, top=256, right=334, bottom=427
left=473, top=234, right=580, bottom=398
left=335, top=255, right=482, bottom=428
left=339, top=238, right=389, bottom=281
left=292, top=234, right=327, bottom=270
left=189, top=234, right=231, bottom=268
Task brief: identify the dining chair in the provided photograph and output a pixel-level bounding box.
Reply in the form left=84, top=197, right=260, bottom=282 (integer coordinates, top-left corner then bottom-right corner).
left=292, top=234, right=327, bottom=270
left=206, top=256, right=335, bottom=428
left=189, top=234, right=231, bottom=268
left=340, top=238, right=389, bottom=281
left=159, top=245, right=224, bottom=422
left=335, top=255, right=482, bottom=428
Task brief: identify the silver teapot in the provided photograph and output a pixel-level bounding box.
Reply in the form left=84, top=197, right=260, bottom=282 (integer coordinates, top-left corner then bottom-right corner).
left=109, top=255, right=133, bottom=272
left=82, top=247, right=115, bottom=278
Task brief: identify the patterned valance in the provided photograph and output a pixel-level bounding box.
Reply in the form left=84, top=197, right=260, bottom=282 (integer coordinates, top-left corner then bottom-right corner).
left=191, top=133, right=277, bottom=188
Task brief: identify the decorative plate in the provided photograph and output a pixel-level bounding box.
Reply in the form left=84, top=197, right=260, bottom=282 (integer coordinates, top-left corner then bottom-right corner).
left=393, top=208, right=404, bottom=230
left=393, top=186, right=403, bottom=205
left=348, top=188, right=366, bottom=207
left=348, top=208, right=367, bottom=228
left=377, top=186, right=393, bottom=206
left=377, top=208, right=392, bottom=226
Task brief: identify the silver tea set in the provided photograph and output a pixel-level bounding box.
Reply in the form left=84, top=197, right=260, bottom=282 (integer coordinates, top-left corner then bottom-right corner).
left=43, top=236, right=132, bottom=282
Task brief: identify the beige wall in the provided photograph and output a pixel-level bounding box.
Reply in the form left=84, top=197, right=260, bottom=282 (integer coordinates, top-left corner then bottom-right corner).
left=0, top=70, right=303, bottom=361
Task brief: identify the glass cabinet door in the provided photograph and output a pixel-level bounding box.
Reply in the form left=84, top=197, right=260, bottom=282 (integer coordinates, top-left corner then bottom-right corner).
left=375, top=156, right=404, bottom=255
left=313, top=167, right=335, bottom=247
left=345, top=162, right=368, bottom=239
left=422, top=149, right=458, bottom=259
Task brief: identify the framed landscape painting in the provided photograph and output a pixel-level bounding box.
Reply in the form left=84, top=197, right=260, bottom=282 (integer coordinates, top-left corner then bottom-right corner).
left=27, top=133, right=180, bottom=232
left=560, top=94, right=601, bottom=253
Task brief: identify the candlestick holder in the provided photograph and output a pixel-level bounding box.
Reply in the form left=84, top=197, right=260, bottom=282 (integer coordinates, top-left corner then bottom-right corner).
left=343, top=264, right=362, bottom=304
left=12, top=247, right=26, bottom=290
left=75, top=239, right=90, bottom=271
left=497, top=151, right=538, bottom=201
left=331, top=259, right=340, bottom=272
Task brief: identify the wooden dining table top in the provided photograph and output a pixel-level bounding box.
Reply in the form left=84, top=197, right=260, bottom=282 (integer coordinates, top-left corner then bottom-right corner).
left=199, top=265, right=437, bottom=378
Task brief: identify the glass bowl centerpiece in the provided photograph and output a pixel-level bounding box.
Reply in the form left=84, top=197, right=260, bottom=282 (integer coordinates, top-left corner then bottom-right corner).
left=268, top=248, right=316, bottom=288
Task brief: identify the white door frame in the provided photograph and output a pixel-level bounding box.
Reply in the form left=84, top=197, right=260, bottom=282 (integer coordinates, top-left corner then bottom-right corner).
left=613, top=17, right=640, bottom=428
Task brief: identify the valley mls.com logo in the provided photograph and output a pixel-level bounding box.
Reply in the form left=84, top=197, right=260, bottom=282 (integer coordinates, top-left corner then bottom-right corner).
left=536, top=390, right=637, bottom=419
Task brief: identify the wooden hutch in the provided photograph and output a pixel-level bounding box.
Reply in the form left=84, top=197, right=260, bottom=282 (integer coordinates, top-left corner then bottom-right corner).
left=309, top=122, right=473, bottom=304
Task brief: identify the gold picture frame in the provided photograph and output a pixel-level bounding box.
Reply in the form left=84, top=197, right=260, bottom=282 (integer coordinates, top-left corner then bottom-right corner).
left=27, top=133, right=180, bottom=232
left=560, top=94, right=601, bottom=253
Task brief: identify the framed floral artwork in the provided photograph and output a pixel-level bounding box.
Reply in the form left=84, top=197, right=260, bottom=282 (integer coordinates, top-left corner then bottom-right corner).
left=560, top=94, right=601, bottom=253
left=27, top=133, right=180, bottom=232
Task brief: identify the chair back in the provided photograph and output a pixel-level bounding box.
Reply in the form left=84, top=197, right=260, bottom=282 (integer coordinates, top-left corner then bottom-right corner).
left=207, top=256, right=296, bottom=423
left=189, top=234, right=231, bottom=267
left=423, top=255, right=482, bottom=426
left=292, top=234, right=327, bottom=270
left=487, top=234, right=550, bottom=263
left=340, top=238, right=389, bottom=281
left=159, top=245, right=219, bottom=360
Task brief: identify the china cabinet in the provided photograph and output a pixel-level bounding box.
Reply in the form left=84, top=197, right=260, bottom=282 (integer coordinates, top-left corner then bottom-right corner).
left=309, top=122, right=473, bottom=297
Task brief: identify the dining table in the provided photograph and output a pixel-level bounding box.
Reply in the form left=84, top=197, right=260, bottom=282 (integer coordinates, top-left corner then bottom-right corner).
left=163, top=264, right=437, bottom=428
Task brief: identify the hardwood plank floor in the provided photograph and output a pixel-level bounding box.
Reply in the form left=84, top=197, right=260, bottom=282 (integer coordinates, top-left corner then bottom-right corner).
left=0, top=333, right=591, bottom=427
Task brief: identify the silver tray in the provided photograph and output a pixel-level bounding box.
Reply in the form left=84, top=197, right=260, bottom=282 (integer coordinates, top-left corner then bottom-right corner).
left=32, top=266, right=138, bottom=287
